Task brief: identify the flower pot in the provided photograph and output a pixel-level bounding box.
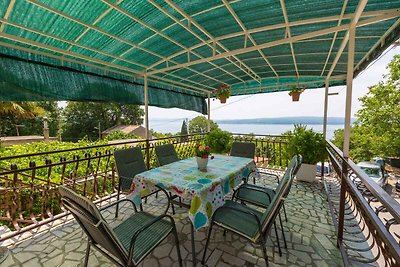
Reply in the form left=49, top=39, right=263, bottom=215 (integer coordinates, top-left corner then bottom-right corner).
left=291, top=92, right=301, bottom=101
left=296, top=163, right=317, bottom=182
left=196, top=157, right=208, bottom=172
left=219, top=96, right=227, bottom=103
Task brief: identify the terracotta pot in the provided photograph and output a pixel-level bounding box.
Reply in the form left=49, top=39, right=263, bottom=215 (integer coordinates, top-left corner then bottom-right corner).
left=291, top=92, right=301, bottom=101
left=219, top=96, right=227, bottom=103
left=196, top=157, right=208, bottom=172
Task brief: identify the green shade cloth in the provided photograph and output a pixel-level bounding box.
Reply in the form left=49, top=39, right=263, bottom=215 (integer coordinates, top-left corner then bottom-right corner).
left=0, top=51, right=207, bottom=114
left=0, top=0, right=399, bottom=109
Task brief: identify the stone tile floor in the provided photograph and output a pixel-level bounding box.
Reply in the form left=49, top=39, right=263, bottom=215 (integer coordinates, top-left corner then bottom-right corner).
left=2, top=175, right=343, bottom=267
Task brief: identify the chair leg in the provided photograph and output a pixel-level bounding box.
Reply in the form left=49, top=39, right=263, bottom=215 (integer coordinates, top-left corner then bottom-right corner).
left=259, top=236, right=269, bottom=267
left=282, top=203, right=288, bottom=222
left=155, top=191, right=158, bottom=199
left=115, top=190, right=120, bottom=218
left=84, top=240, right=91, bottom=267
left=201, top=224, right=214, bottom=264
left=273, top=222, right=282, bottom=257
left=278, top=213, right=287, bottom=249
left=169, top=193, right=176, bottom=215
left=179, top=197, right=182, bottom=208
left=144, top=196, right=148, bottom=204
left=172, top=226, right=183, bottom=267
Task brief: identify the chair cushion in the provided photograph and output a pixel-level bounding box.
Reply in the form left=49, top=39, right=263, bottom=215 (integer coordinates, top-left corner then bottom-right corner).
left=235, top=185, right=275, bottom=208
left=113, top=212, right=173, bottom=264
left=213, top=200, right=263, bottom=239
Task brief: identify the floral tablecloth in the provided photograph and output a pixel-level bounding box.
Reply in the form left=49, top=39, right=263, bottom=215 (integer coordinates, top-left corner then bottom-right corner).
left=128, top=155, right=256, bottom=230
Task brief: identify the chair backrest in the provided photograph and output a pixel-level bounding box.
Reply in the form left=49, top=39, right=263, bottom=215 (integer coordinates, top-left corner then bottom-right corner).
left=258, top=154, right=302, bottom=235
left=155, top=144, right=179, bottom=166
left=114, top=147, right=147, bottom=191
left=230, top=142, right=256, bottom=159
left=59, top=186, right=127, bottom=264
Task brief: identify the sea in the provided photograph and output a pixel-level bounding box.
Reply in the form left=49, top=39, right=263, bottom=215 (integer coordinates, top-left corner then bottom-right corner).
left=148, top=118, right=344, bottom=140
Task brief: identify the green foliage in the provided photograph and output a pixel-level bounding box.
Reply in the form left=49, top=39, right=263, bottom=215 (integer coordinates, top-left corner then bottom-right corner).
left=204, top=129, right=232, bottom=153
left=62, top=102, right=143, bottom=141
left=188, top=116, right=219, bottom=133
left=285, top=124, right=327, bottom=164
left=0, top=101, right=60, bottom=137
left=104, top=130, right=140, bottom=141
left=331, top=55, right=400, bottom=161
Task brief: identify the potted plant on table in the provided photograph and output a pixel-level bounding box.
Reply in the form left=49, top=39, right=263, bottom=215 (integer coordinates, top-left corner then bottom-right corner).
left=214, top=84, right=231, bottom=103
left=195, top=144, right=214, bottom=171
left=288, top=85, right=305, bottom=101
left=285, top=124, right=327, bottom=182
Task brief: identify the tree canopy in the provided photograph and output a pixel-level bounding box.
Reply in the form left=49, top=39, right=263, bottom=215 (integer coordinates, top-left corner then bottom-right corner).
left=332, top=55, right=400, bottom=161
left=61, top=102, right=143, bottom=141
left=188, top=116, right=219, bottom=134
left=0, top=102, right=59, bottom=137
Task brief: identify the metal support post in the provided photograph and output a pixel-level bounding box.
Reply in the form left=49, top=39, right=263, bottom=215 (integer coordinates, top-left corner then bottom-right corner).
left=144, top=76, right=150, bottom=169
left=207, top=93, right=211, bottom=132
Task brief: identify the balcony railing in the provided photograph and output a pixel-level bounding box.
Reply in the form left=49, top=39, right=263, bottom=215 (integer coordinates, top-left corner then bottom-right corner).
left=325, top=141, right=400, bottom=266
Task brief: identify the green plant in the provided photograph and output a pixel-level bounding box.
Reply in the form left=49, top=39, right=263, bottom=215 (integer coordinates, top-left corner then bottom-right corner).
left=205, top=129, right=232, bottom=154
left=285, top=124, right=327, bottom=164
left=214, top=84, right=231, bottom=99
left=288, top=85, right=305, bottom=96
left=104, top=130, right=140, bottom=141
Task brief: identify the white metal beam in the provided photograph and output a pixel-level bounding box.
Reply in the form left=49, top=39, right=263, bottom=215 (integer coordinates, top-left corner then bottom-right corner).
left=144, top=75, right=149, bottom=140
left=147, top=0, right=245, bottom=83
left=343, top=26, right=356, bottom=157
left=207, top=93, right=211, bottom=132
left=323, top=79, right=329, bottom=139
left=280, top=0, right=299, bottom=77
left=65, top=0, right=123, bottom=52
left=320, top=0, right=349, bottom=76
left=354, top=18, right=400, bottom=71
left=326, top=0, right=368, bottom=80
left=101, top=0, right=227, bottom=86
left=148, top=13, right=391, bottom=76
left=0, top=0, right=15, bottom=32
left=163, top=0, right=262, bottom=83
left=147, top=9, right=398, bottom=70
left=222, top=0, right=279, bottom=77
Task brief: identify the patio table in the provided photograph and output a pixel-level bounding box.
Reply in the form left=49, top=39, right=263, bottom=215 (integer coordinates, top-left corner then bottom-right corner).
left=127, top=154, right=256, bottom=265
left=128, top=154, right=256, bottom=229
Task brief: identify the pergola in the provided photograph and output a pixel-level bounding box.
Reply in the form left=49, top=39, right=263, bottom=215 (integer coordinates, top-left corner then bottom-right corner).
left=0, top=0, right=399, bottom=156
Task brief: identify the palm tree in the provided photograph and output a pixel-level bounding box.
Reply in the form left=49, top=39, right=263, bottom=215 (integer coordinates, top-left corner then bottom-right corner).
left=0, top=102, right=44, bottom=118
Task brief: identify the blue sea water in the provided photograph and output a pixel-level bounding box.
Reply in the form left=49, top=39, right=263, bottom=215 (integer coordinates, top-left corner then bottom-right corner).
left=148, top=119, right=343, bottom=140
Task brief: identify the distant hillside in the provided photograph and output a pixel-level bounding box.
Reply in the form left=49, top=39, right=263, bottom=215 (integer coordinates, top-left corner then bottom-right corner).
left=216, top=116, right=356, bottom=125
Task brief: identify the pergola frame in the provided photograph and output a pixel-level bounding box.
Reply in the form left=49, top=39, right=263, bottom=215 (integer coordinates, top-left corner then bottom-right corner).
left=0, top=0, right=399, bottom=138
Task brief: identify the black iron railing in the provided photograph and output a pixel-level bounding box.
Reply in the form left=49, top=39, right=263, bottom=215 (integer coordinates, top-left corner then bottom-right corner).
left=0, top=134, right=205, bottom=241
left=324, top=141, right=400, bottom=266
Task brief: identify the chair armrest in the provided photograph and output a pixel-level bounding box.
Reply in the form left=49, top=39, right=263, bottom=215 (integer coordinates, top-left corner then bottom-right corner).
left=100, top=198, right=137, bottom=213
left=233, top=184, right=274, bottom=203
left=257, top=170, right=280, bottom=182
left=127, top=214, right=175, bottom=262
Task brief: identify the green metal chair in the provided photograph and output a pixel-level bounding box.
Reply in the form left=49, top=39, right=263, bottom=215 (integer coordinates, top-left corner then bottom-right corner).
left=230, top=141, right=256, bottom=159
left=201, top=164, right=292, bottom=267
left=232, top=155, right=302, bottom=250
left=59, top=186, right=183, bottom=267
left=155, top=144, right=179, bottom=166
left=154, top=144, right=181, bottom=214
left=114, top=147, right=151, bottom=217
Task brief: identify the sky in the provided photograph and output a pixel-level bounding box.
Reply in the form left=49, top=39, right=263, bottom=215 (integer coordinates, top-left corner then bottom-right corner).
left=146, top=45, right=399, bottom=121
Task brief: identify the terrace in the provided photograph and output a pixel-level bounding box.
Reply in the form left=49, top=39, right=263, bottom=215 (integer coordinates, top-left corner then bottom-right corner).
left=0, top=0, right=399, bottom=266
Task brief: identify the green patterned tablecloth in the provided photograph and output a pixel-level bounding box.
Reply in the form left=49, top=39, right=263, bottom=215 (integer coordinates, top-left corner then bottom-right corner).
left=128, top=155, right=256, bottom=230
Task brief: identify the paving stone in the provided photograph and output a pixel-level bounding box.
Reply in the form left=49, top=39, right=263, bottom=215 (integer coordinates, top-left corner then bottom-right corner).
left=13, top=252, right=36, bottom=263
left=43, top=254, right=64, bottom=266
left=153, top=243, right=173, bottom=259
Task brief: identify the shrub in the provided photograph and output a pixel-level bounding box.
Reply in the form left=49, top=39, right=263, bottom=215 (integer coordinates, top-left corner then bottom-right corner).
left=285, top=124, right=327, bottom=164
left=205, top=129, right=232, bottom=154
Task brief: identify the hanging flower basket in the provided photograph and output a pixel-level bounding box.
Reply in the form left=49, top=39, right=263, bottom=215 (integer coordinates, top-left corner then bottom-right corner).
left=213, top=84, right=231, bottom=104
left=288, top=85, right=305, bottom=102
